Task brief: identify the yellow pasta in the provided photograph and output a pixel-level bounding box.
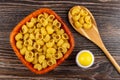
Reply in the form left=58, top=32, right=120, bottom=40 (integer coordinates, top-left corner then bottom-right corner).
left=79, top=17, right=84, bottom=24
left=29, top=33, right=35, bottom=40
left=53, top=19, right=61, bottom=28
left=15, top=33, right=23, bottom=41
left=37, top=48, right=43, bottom=52
left=35, top=33, right=43, bottom=40
left=53, top=26, right=59, bottom=33
left=46, top=52, right=53, bottom=58
left=39, top=18, right=48, bottom=27
left=47, top=14, right=55, bottom=22
left=38, top=52, right=43, bottom=56
left=22, top=25, right=28, bottom=34
left=43, top=19, right=48, bottom=27
left=38, top=55, right=45, bottom=63
left=26, top=21, right=34, bottom=28
left=62, top=47, right=68, bottom=54
left=15, top=12, right=71, bottom=71
left=62, top=33, right=69, bottom=39
left=71, top=7, right=80, bottom=16
left=25, top=51, right=34, bottom=62
left=42, top=45, right=47, bottom=53
left=31, top=17, right=37, bottom=24
left=33, top=42, right=41, bottom=49
left=34, top=63, right=42, bottom=71
left=83, top=23, right=92, bottom=29
left=29, top=27, right=35, bottom=33
left=46, top=25, right=54, bottom=34
left=80, top=9, right=88, bottom=16
left=16, top=40, right=23, bottom=49
left=53, top=35, right=61, bottom=42
left=58, top=47, right=67, bottom=54
left=62, top=42, right=70, bottom=49
left=27, top=39, right=33, bottom=46
left=58, top=47, right=63, bottom=52
left=72, top=13, right=80, bottom=21
left=23, top=33, right=29, bottom=40
left=85, top=15, right=91, bottom=24
left=34, top=29, right=40, bottom=34
left=41, top=27, right=47, bottom=35
left=43, top=34, right=51, bottom=42
left=27, top=45, right=33, bottom=51
left=23, top=40, right=28, bottom=46
left=36, top=40, right=44, bottom=46
left=20, top=46, right=26, bottom=55
left=41, top=60, right=47, bottom=69
left=74, top=21, right=82, bottom=28
left=52, top=58, right=56, bottom=64
left=47, top=58, right=56, bottom=66
left=38, top=17, right=43, bottom=23
left=47, top=48, right=56, bottom=55
left=56, top=29, right=65, bottom=35
left=43, top=12, right=49, bottom=19
left=70, top=7, right=93, bottom=29
left=51, top=33, right=56, bottom=38
left=46, top=40, right=55, bottom=48
left=53, top=44, right=57, bottom=49
left=32, top=53, right=39, bottom=64
left=47, top=22, right=53, bottom=27
left=57, top=39, right=64, bottom=46
left=55, top=51, right=63, bottom=59
left=36, top=23, right=42, bottom=28
left=37, top=14, right=44, bottom=21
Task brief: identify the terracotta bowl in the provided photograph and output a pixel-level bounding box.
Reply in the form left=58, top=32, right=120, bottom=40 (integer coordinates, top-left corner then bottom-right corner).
left=10, top=8, right=74, bottom=74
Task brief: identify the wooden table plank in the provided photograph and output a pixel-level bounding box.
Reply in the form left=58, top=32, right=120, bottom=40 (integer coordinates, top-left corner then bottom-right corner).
left=0, top=0, right=120, bottom=79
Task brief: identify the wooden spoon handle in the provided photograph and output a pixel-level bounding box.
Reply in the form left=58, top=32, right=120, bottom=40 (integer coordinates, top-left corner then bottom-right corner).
left=100, top=45, right=120, bottom=73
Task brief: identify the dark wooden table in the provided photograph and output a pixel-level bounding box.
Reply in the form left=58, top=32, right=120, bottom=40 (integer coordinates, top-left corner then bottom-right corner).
left=0, top=0, right=120, bottom=80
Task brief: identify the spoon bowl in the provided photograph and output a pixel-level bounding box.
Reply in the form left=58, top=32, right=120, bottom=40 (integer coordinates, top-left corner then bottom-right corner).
left=68, top=6, right=120, bottom=73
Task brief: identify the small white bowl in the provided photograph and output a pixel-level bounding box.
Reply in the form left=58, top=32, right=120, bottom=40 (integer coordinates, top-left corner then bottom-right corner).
left=76, top=50, right=94, bottom=68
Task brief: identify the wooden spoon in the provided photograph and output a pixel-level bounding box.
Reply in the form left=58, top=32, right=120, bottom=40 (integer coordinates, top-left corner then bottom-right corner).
left=68, top=6, right=120, bottom=73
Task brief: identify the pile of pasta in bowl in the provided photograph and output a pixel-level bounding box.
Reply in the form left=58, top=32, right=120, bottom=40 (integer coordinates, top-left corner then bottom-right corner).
left=10, top=8, right=74, bottom=74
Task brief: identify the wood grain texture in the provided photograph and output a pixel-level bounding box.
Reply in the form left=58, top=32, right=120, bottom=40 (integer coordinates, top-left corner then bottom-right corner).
left=0, top=0, right=120, bottom=80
